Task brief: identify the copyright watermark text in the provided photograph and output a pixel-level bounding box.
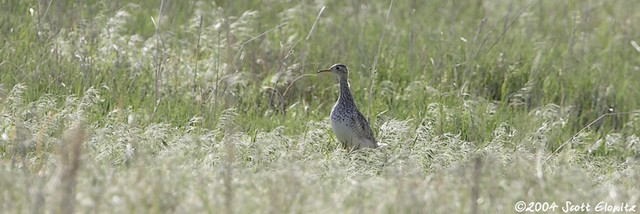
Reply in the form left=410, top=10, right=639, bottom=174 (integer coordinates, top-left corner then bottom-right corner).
left=514, top=200, right=637, bottom=213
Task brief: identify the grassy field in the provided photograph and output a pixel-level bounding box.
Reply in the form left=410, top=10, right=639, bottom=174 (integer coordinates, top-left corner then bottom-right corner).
left=1, top=0, right=640, bottom=213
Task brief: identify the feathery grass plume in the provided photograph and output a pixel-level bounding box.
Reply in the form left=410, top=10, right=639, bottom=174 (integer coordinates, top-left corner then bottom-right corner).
left=491, top=122, right=516, bottom=145
left=0, top=84, right=5, bottom=107
left=254, top=126, right=289, bottom=151
left=90, top=107, right=140, bottom=165
left=626, top=110, right=640, bottom=132
left=627, top=135, right=640, bottom=154
left=301, top=120, right=332, bottom=153
left=6, top=84, right=26, bottom=115
left=3, top=84, right=29, bottom=162
left=525, top=104, right=569, bottom=141
left=378, top=118, right=411, bottom=147
left=508, top=78, right=536, bottom=109
left=215, top=107, right=238, bottom=134
left=93, top=4, right=149, bottom=69
left=378, top=80, right=398, bottom=104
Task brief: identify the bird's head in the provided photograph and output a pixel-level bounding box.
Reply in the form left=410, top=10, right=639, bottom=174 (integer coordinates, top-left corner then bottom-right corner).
left=318, top=64, right=349, bottom=77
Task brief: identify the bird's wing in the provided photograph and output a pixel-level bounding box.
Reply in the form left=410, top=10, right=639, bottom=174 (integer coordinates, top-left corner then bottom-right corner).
left=353, top=111, right=378, bottom=147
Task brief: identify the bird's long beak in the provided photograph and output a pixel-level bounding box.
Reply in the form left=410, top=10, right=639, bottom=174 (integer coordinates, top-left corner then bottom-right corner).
left=317, top=69, right=331, bottom=73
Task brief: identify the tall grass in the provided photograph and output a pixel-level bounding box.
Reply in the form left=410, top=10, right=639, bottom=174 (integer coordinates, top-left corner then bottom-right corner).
left=1, top=0, right=640, bottom=213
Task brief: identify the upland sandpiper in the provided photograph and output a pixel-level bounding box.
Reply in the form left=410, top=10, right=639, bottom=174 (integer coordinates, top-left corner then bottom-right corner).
left=318, top=64, right=378, bottom=150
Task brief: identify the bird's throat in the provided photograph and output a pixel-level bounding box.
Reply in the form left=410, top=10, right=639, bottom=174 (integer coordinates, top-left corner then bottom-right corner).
left=338, top=77, right=356, bottom=107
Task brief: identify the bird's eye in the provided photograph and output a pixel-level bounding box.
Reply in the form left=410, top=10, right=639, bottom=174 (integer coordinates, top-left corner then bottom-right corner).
left=336, top=66, right=340, bottom=70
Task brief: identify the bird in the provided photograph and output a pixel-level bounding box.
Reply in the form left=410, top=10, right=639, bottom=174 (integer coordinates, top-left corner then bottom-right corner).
left=318, top=64, right=378, bottom=150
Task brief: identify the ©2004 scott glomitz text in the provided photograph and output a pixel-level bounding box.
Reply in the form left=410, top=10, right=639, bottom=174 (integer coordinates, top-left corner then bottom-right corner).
left=514, top=200, right=637, bottom=213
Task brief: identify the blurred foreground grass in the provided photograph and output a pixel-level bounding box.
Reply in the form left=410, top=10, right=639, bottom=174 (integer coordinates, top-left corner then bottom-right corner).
left=1, top=0, right=640, bottom=213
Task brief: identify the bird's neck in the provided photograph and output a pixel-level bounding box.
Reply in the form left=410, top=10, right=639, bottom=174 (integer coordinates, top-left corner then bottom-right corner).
left=338, top=76, right=356, bottom=106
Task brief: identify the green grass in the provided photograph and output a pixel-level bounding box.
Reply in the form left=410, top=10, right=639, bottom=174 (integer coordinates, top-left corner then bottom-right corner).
left=1, top=0, right=640, bottom=213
